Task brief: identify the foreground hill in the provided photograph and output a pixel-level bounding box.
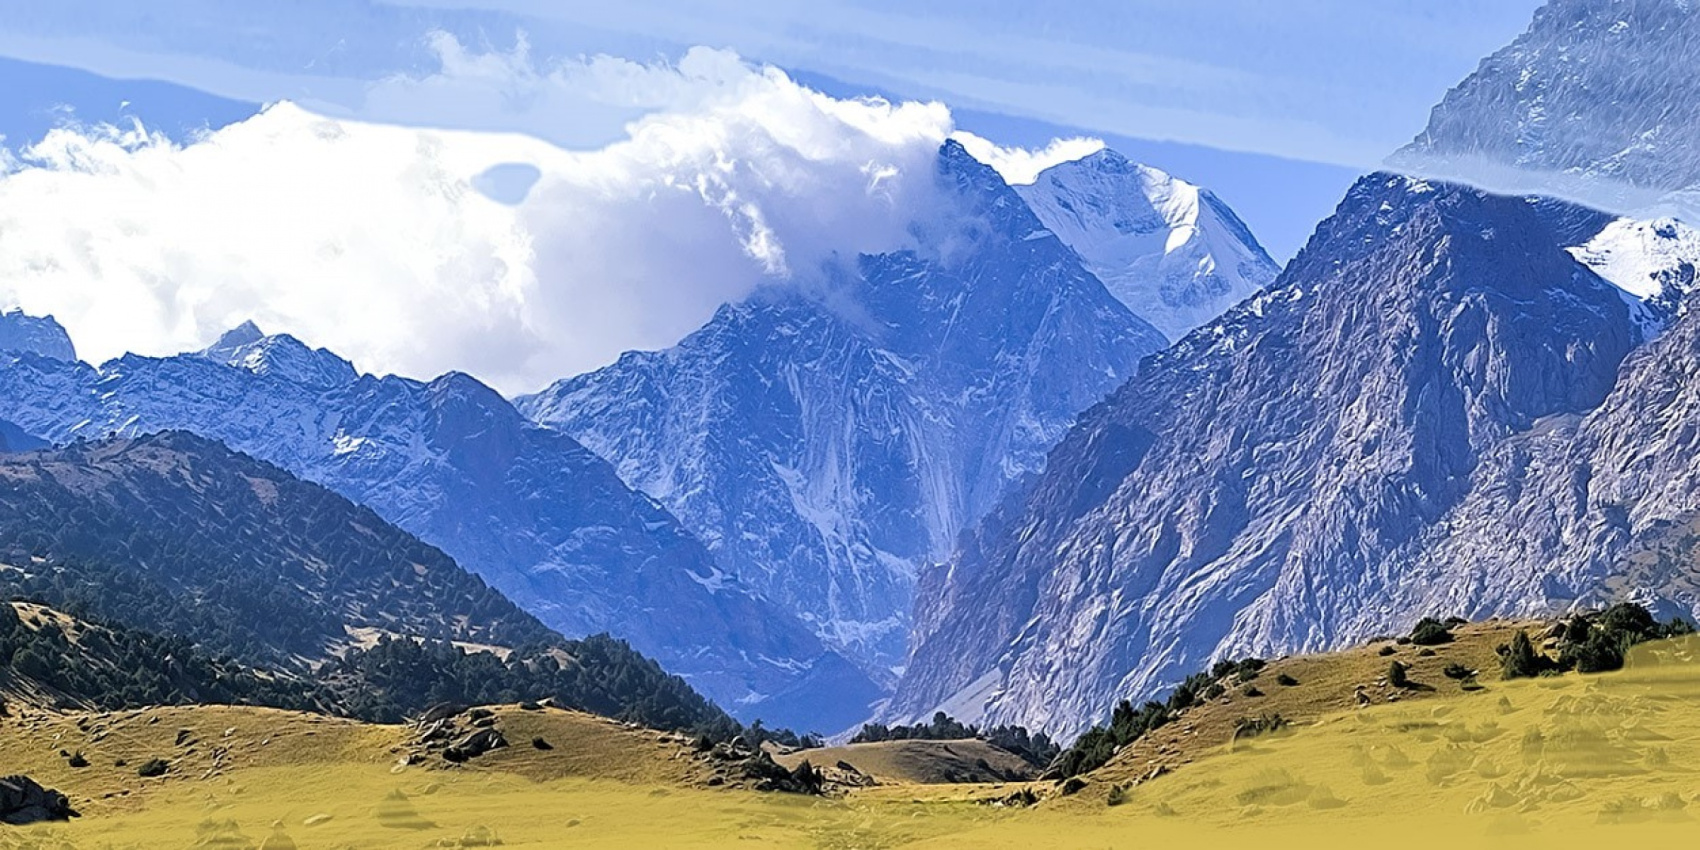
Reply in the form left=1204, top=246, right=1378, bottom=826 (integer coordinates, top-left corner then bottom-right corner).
left=0, top=431, right=553, bottom=666
left=773, top=738, right=1037, bottom=786
left=1058, top=632, right=1700, bottom=837
left=0, top=433, right=730, bottom=732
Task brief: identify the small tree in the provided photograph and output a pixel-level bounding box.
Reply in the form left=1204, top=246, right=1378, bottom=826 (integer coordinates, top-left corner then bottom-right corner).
left=1387, top=660, right=1410, bottom=689
left=1498, top=630, right=1552, bottom=679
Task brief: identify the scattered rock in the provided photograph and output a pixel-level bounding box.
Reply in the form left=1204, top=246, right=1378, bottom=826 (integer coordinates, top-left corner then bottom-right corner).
left=137, top=758, right=170, bottom=778
left=259, top=824, right=298, bottom=850
left=518, top=701, right=542, bottom=712
left=531, top=737, right=553, bottom=751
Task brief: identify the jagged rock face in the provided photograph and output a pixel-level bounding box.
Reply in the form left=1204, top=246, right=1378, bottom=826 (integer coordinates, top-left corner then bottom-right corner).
left=889, top=175, right=1646, bottom=736
left=1016, top=149, right=1281, bottom=339
left=520, top=142, right=1168, bottom=680
left=0, top=325, right=877, bottom=731
left=1397, top=292, right=1700, bottom=628
left=0, top=310, right=76, bottom=362
left=1395, top=0, right=1700, bottom=213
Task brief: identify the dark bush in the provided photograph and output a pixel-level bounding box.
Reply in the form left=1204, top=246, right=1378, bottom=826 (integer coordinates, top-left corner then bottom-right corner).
left=1410, top=618, right=1454, bottom=646
left=1387, top=661, right=1410, bottom=689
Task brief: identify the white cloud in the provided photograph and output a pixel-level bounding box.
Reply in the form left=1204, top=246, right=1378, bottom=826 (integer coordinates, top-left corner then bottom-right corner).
left=0, top=42, right=961, bottom=394
left=951, top=133, right=1104, bottom=185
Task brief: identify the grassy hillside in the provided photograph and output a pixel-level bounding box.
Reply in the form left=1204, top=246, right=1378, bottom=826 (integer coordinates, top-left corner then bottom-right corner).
left=0, top=431, right=557, bottom=665
left=774, top=739, right=1037, bottom=785
left=3, top=624, right=1700, bottom=847
left=1090, top=618, right=1538, bottom=782
left=0, top=433, right=735, bottom=734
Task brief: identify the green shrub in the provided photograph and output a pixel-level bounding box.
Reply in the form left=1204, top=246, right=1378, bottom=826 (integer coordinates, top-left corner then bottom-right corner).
left=1275, top=673, right=1299, bottom=687
left=1410, top=617, right=1454, bottom=646
left=1387, top=661, right=1410, bottom=689
left=1498, top=630, right=1555, bottom=680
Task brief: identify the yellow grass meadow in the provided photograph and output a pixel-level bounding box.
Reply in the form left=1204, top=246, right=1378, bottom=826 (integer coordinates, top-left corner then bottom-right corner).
left=4, top=634, right=1700, bottom=848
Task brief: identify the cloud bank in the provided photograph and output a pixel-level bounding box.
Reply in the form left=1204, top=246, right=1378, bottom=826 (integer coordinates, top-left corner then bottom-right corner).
left=951, top=134, right=1104, bottom=185
left=0, top=41, right=1095, bottom=394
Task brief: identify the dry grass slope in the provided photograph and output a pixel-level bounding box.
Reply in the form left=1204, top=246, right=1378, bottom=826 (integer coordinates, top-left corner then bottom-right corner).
left=5, top=622, right=1700, bottom=848
left=773, top=738, right=1036, bottom=785
left=1093, top=619, right=1539, bottom=783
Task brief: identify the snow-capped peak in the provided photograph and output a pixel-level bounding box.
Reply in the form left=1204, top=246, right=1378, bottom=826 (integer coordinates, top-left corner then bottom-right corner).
left=1567, top=217, right=1700, bottom=320
left=1015, top=150, right=1280, bottom=340
left=202, top=321, right=358, bottom=388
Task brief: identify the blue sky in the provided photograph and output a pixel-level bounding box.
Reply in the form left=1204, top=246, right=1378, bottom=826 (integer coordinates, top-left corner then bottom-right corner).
left=0, top=0, right=1544, bottom=260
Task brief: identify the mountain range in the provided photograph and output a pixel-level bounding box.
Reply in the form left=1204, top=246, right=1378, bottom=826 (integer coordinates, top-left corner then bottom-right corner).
left=0, top=138, right=1275, bottom=732
left=520, top=142, right=1185, bottom=684
left=0, top=322, right=872, bottom=731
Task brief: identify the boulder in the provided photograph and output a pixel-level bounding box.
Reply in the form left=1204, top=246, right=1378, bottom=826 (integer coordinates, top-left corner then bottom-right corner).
left=416, top=703, right=467, bottom=726
left=444, top=729, right=508, bottom=763
left=0, top=775, right=78, bottom=825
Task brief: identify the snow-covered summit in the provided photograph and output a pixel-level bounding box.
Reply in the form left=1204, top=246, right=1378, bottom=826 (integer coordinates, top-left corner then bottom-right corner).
left=202, top=321, right=359, bottom=388
left=1016, top=149, right=1281, bottom=339
left=0, top=310, right=78, bottom=362
left=1567, top=216, right=1700, bottom=324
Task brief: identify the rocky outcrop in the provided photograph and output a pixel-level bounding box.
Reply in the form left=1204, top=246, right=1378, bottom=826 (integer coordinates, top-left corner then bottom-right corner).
left=0, top=311, right=76, bottom=363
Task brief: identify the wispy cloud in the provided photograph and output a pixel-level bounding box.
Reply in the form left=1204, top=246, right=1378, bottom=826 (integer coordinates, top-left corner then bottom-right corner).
left=951, top=133, right=1102, bottom=185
